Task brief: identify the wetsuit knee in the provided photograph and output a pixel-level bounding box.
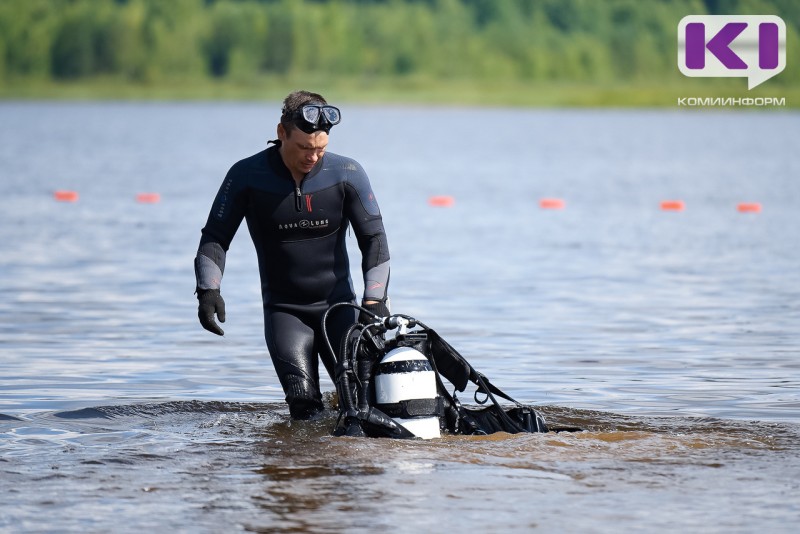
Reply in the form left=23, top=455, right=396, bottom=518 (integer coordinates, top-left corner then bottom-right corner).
left=284, top=374, right=324, bottom=420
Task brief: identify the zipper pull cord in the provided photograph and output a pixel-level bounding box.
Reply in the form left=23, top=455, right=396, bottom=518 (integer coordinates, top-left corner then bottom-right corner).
left=295, top=186, right=302, bottom=212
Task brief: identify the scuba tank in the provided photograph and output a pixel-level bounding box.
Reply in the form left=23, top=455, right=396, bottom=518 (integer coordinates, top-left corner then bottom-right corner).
left=322, top=303, right=550, bottom=439
left=373, top=346, right=441, bottom=439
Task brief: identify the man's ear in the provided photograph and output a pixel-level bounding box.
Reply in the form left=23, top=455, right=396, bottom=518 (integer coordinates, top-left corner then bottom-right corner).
left=277, top=123, right=288, bottom=142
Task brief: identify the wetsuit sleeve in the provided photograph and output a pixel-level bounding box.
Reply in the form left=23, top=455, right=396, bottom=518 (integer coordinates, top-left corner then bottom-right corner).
left=343, top=160, right=390, bottom=303
left=194, top=163, right=249, bottom=290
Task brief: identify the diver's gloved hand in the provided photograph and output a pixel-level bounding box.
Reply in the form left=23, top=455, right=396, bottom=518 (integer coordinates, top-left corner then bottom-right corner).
left=197, top=288, right=226, bottom=336
left=359, top=300, right=390, bottom=325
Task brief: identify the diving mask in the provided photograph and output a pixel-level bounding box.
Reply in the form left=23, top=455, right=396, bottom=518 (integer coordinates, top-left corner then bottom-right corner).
left=286, top=104, right=341, bottom=134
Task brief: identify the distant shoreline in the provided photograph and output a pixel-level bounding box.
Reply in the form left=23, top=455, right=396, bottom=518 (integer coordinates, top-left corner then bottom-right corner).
left=2, top=77, right=796, bottom=108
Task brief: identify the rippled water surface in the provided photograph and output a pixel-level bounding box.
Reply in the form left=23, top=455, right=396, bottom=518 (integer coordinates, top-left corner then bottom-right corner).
left=1, top=102, right=799, bottom=532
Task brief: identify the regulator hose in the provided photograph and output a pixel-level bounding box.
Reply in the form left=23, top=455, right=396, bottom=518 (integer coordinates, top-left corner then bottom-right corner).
left=321, top=301, right=378, bottom=365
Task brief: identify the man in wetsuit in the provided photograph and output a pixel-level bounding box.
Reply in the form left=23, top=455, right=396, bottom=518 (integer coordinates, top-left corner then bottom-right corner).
left=194, top=90, right=391, bottom=419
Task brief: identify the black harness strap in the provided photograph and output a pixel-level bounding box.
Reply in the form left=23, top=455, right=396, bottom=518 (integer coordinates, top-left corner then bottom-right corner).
left=376, top=397, right=444, bottom=419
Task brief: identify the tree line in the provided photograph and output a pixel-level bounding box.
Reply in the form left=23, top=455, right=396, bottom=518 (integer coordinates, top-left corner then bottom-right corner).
left=1, top=0, right=797, bottom=86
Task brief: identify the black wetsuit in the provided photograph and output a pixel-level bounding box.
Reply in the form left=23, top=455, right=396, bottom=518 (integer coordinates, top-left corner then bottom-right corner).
left=195, top=145, right=390, bottom=417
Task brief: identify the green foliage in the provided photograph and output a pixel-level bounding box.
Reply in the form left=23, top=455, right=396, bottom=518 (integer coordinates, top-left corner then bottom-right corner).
left=0, top=0, right=797, bottom=90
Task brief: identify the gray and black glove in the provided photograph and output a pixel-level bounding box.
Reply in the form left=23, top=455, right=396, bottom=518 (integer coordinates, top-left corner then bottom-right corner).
left=358, top=300, right=390, bottom=326
left=197, top=288, right=226, bottom=336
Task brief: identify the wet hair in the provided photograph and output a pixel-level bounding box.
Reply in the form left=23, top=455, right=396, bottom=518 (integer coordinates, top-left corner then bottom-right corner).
left=280, top=90, right=328, bottom=136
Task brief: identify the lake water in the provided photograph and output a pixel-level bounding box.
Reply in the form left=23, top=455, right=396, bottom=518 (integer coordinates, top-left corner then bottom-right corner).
left=1, top=102, right=799, bottom=532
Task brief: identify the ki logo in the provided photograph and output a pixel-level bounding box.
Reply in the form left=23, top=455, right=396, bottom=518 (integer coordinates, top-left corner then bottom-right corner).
left=678, top=15, right=786, bottom=89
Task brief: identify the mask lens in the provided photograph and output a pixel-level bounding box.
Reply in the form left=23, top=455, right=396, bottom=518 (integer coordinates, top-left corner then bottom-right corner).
left=301, top=106, right=321, bottom=124
left=321, top=106, right=341, bottom=124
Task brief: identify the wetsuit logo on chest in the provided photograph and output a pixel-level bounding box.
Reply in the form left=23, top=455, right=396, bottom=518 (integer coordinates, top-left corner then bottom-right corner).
left=278, top=218, right=330, bottom=230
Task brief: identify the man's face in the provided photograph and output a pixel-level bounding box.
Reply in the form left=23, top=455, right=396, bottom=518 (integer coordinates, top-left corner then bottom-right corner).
left=278, top=124, right=328, bottom=180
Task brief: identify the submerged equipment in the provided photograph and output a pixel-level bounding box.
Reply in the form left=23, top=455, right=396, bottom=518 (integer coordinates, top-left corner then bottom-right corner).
left=322, top=303, right=549, bottom=439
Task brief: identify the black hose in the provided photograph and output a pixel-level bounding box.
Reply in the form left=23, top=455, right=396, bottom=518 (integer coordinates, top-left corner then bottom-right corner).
left=321, top=302, right=383, bottom=436
left=321, top=301, right=380, bottom=365
left=336, top=321, right=364, bottom=415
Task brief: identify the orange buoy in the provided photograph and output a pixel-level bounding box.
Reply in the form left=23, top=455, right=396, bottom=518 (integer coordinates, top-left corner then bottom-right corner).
left=54, top=190, right=79, bottom=202
left=737, top=202, right=762, bottom=213
left=428, top=195, right=455, bottom=207
left=136, top=193, right=161, bottom=204
left=660, top=200, right=685, bottom=211
left=539, top=198, right=565, bottom=210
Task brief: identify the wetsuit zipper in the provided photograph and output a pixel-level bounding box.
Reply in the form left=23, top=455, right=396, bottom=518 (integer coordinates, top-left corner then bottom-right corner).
left=295, top=185, right=302, bottom=212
